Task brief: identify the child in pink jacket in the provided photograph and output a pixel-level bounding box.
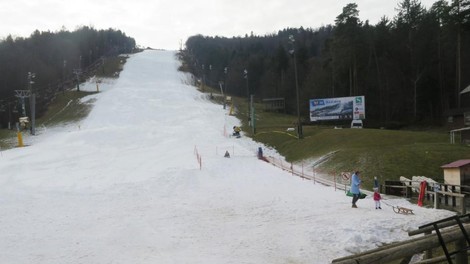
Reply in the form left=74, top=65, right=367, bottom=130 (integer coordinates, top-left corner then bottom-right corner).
left=373, top=188, right=382, bottom=209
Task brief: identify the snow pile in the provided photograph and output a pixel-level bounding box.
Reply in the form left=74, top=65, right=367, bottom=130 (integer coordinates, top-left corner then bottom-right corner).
left=0, top=50, right=455, bottom=264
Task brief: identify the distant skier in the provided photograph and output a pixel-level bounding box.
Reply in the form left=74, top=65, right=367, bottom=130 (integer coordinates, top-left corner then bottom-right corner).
left=224, top=150, right=230, bottom=158
left=232, top=126, right=241, bottom=138
left=257, top=147, right=263, bottom=159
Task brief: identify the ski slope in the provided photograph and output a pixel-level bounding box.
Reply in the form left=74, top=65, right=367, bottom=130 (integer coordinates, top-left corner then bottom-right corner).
left=0, top=50, right=454, bottom=264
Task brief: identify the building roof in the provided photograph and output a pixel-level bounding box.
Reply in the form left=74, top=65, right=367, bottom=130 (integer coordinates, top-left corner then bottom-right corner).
left=450, top=127, right=470, bottom=132
left=441, top=159, right=470, bottom=168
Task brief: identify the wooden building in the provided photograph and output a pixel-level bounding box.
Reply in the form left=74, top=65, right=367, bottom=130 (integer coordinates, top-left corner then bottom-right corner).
left=262, top=98, right=285, bottom=112
left=441, top=159, right=470, bottom=186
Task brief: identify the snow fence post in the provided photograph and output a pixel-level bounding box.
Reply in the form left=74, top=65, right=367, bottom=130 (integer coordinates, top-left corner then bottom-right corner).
left=313, top=168, right=316, bottom=184
left=334, top=171, right=337, bottom=191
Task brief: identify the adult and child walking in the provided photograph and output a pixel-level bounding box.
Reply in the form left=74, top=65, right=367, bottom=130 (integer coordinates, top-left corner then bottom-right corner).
left=350, top=172, right=382, bottom=209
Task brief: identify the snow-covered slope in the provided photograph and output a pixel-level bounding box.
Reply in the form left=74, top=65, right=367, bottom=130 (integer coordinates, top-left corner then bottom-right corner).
left=0, top=50, right=454, bottom=264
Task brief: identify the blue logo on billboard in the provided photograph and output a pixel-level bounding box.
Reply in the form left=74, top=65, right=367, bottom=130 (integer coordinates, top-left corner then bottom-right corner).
left=355, top=97, right=363, bottom=104
left=311, top=100, right=325, bottom=107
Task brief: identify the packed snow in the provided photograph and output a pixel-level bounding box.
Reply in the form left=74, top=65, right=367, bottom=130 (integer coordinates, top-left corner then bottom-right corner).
left=0, top=50, right=455, bottom=264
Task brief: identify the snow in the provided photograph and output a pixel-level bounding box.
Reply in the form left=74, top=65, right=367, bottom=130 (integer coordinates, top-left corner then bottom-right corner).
left=0, top=50, right=455, bottom=264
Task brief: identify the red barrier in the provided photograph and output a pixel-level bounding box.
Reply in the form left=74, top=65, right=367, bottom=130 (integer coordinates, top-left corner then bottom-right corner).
left=417, top=181, right=427, bottom=206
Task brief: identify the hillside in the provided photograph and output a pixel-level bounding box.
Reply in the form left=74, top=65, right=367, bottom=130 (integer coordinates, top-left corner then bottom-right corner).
left=209, top=91, right=470, bottom=189
left=0, top=50, right=456, bottom=264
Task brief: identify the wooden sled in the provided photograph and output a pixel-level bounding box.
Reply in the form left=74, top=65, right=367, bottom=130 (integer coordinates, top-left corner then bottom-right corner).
left=393, top=206, right=414, bottom=215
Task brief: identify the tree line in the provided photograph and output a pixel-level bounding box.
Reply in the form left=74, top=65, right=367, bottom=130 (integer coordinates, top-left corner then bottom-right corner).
left=0, top=26, right=136, bottom=129
left=181, top=0, right=470, bottom=128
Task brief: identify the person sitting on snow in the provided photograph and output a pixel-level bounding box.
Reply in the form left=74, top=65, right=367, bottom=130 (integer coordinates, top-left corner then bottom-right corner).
left=232, top=126, right=241, bottom=137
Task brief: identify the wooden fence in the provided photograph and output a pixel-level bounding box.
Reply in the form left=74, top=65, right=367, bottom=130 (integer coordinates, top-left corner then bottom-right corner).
left=264, top=156, right=350, bottom=192
left=382, top=180, right=469, bottom=214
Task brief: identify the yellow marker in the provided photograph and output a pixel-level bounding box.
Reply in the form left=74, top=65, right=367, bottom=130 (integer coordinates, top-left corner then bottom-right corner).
left=229, top=103, right=234, bottom=115
left=17, top=132, right=24, bottom=147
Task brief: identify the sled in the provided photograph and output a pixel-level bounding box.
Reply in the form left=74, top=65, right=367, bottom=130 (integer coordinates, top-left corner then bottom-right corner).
left=393, top=206, right=414, bottom=215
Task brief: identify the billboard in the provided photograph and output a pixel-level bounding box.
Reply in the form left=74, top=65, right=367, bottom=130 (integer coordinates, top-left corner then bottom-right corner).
left=309, top=96, right=365, bottom=121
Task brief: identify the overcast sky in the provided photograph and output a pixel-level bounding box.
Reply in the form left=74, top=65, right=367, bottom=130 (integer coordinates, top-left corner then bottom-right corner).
left=1, top=0, right=437, bottom=50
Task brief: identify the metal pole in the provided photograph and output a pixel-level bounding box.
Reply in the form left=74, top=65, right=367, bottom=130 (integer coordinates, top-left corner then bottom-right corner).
left=293, top=53, right=302, bottom=139
left=20, top=96, right=26, bottom=117
left=202, top=64, right=205, bottom=92
left=30, top=94, right=36, bottom=135
left=62, top=60, right=66, bottom=94
left=224, top=67, right=228, bottom=93
left=224, top=67, right=228, bottom=109
left=251, top=95, right=255, bottom=134
left=28, top=72, right=36, bottom=135
left=289, top=35, right=302, bottom=139
left=244, top=69, right=250, bottom=125
left=8, top=102, right=11, bottom=129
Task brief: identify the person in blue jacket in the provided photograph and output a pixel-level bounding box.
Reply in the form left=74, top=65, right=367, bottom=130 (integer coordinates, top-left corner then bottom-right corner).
left=350, top=171, right=361, bottom=208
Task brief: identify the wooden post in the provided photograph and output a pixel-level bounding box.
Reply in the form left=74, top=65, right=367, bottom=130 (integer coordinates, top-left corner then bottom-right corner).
left=445, top=185, right=449, bottom=205
left=452, top=186, right=457, bottom=207
left=455, top=238, right=468, bottom=264
left=424, top=231, right=433, bottom=260
left=460, top=197, right=466, bottom=215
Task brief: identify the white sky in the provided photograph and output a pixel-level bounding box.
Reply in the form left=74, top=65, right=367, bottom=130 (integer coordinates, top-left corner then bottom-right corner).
left=1, top=0, right=438, bottom=50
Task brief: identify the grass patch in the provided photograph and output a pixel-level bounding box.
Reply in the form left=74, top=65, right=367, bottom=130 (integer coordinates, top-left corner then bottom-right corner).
left=0, top=91, right=96, bottom=150
left=0, top=129, right=16, bottom=149
left=36, top=91, right=97, bottom=127
left=203, top=86, right=470, bottom=189
left=95, top=55, right=129, bottom=78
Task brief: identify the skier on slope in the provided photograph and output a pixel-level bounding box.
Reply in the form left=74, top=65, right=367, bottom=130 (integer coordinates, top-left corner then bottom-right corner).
left=232, top=126, right=241, bottom=137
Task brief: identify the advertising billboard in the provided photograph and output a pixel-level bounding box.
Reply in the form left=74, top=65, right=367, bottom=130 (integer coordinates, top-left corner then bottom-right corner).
left=309, top=96, right=365, bottom=121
